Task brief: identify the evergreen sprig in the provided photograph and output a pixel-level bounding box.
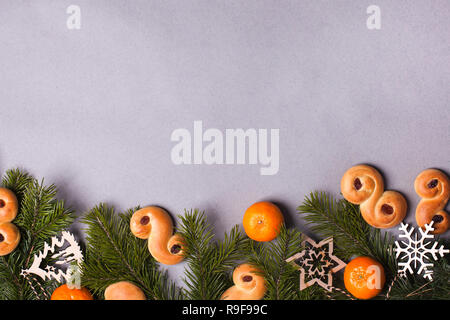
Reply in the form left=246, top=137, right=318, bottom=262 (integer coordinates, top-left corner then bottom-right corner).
left=81, top=204, right=181, bottom=300
left=179, top=209, right=248, bottom=300
left=244, top=225, right=323, bottom=300
left=0, top=169, right=74, bottom=300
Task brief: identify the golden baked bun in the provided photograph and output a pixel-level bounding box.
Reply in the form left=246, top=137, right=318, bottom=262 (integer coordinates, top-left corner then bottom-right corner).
left=0, top=222, right=21, bottom=256
left=221, top=264, right=266, bottom=300
left=130, top=206, right=184, bottom=265
left=414, top=169, right=449, bottom=234
left=0, top=188, right=18, bottom=222
left=341, top=165, right=407, bottom=229
left=104, top=281, right=146, bottom=300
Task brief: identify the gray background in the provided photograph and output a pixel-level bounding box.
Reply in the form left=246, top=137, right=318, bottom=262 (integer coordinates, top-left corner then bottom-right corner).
left=0, top=1, right=449, bottom=285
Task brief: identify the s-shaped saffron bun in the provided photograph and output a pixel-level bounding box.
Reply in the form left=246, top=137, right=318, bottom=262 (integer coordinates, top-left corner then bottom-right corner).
left=414, top=169, right=449, bottom=234
left=104, top=281, right=146, bottom=300
left=0, top=222, right=21, bottom=256
left=341, top=165, right=407, bottom=229
left=130, top=206, right=185, bottom=265
left=221, top=264, right=266, bottom=300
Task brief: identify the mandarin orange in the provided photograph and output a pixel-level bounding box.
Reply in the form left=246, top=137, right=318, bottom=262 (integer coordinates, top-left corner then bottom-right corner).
left=243, top=201, right=283, bottom=242
left=344, top=256, right=385, bottom=300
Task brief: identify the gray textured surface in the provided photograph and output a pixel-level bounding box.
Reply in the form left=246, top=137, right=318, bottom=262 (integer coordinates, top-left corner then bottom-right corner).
left=0, top=1, right=449, bottom=285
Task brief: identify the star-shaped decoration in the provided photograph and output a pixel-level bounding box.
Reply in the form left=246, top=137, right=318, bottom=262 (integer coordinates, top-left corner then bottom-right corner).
left=286, top=237, right=346, bottom=292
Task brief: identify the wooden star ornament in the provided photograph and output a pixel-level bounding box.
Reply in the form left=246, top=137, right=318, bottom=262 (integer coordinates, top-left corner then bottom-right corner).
left=286, top=237, right=346, bottom=291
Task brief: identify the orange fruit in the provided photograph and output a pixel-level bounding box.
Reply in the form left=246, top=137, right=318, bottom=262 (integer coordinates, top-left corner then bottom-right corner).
left=50, top=284, right=94, bottom=300
left=243, top=201, right=284, bottom=242
left=344, top=256, right=385, bottom=300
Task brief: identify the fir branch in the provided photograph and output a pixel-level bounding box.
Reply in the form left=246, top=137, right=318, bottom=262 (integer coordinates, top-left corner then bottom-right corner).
left=179, top=209, right=248, bottom=300
left=81, top=204, right=182, bottom=300
left=0, top=248, right=24, bottom=300
left=244, top=225, right=322, bottom=300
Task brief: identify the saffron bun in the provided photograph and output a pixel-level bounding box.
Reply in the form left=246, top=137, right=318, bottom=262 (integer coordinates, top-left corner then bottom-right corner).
left=130, top=206, right=185, bottom=265
left=0, top=188, right=18, bottom=222
left=221, top=264, right=266, bottom=300
left=0, top=222, right=21, bottom=256
left=104, top=281, right=146, bottom=300
left=341, top=165, right=407, bottom=229
left=414, top=169, right=449, bottom=234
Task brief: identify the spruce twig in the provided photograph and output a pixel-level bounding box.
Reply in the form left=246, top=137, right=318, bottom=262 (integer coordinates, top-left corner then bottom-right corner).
left=297, top=191, right=397, bottom=274
left=81, top=204, right=182, bottom=300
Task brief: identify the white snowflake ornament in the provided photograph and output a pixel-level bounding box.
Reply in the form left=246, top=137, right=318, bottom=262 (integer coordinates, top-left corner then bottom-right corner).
left=394, top=222, right=449, bottom=280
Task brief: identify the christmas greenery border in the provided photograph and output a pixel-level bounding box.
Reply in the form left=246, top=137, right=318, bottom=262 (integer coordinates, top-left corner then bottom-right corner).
left=0, top=168, right=448, bottom=300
